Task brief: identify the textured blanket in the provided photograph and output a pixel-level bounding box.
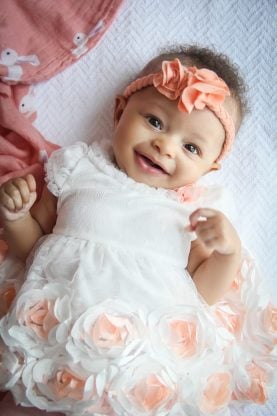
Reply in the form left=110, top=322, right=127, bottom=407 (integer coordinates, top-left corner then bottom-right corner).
left=0, top=0, right=276, bottom=415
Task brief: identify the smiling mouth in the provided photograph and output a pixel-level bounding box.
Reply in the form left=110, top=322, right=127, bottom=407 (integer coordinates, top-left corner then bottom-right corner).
left=135, top=152, right=168, bottom=175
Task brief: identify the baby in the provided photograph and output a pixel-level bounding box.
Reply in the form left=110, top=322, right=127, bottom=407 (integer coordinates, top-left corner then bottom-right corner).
left=0, top=45, right=275, bottom=416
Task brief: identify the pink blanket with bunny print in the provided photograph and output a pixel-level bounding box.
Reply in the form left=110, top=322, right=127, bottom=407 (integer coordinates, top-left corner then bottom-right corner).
left=0, top=0, right=123, bottom=193
left=0, top=0, right=123, bottom=266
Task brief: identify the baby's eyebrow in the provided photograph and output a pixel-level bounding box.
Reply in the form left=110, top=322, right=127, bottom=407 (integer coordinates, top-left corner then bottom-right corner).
left=185, top=133, right=209, bottom=144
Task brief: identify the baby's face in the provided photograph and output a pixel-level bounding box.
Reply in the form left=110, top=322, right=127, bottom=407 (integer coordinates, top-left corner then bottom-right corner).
left=113, top=87, right=232, bottom=189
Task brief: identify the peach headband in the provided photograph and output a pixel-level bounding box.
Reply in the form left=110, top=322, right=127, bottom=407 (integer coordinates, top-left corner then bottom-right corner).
left=123, top=58, right=235, bottom=161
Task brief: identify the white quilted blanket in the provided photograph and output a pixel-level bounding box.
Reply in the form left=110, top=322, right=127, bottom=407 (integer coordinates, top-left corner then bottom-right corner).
left=33, top=1, right=276, bottom=414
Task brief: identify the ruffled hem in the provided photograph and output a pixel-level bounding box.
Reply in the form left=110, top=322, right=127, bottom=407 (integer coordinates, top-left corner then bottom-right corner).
left=0, top=249, right=276, bottom=416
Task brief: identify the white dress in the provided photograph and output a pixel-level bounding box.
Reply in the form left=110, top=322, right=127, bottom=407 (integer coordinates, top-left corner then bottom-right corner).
left=0, top=140, right=276, bottom=416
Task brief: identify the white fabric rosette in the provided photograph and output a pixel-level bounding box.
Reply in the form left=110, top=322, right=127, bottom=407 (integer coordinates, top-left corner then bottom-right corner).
left=148, top=305, right=218, bottom=374
left=108, top=354, right=179, bottom=416
left=16, top=356, right=105, bottom=413
left=66, top=299, right=146, bottom=372
left=0, top=281, right=72, bottom=358
left=231, top=347, right=276, bottom=406
left=178, top=359, right=233, bottom=416
left=0, top=338, right=27, bottom=389
left=241, top=301, right=277, bottom=361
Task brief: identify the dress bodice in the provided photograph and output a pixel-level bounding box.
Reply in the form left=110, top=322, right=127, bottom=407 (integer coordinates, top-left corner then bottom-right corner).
left=52, top=141, right=194, bottom=267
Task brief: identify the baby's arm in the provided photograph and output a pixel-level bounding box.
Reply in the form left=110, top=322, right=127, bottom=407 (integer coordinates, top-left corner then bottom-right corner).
left=187, top=208, right=241, bottom=305
left=0, top=175, right=57, bottom=261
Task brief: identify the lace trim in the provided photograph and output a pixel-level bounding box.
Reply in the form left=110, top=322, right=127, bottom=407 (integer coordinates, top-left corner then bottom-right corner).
left=88, top=140, right=180, bottom=201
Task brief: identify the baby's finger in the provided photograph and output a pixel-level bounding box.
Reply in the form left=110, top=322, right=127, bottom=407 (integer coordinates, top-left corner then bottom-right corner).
left=12, top=178, right=32, bottom=204
left=25, top=174, right=37, bottom=193
left=0, top=188, right=16, bottom=211
left=189, top=208, right=218, bottom=229
left=3, top=182, right=24, bottom=210
left=195, top=224, right=215, bottom=240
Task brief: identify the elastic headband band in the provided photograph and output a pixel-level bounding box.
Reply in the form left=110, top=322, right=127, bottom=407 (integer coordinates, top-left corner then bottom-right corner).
left=123, top=58, right=235, bottom=162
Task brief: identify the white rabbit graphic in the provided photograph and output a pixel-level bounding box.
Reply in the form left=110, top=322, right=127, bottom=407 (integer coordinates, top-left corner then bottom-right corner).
left=71, top=20, right=105, bottom=58
left=0, top=48, right=40, bottom=81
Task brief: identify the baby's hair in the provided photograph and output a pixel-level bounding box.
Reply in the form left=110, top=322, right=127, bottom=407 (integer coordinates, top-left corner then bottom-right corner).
left=139, top=44, right=249, bottom=125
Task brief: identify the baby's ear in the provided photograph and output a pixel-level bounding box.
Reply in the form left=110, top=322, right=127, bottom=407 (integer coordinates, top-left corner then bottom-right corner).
left=114, top=95, right=127, bottom=126
left=208, top=162, right=221, bottom=173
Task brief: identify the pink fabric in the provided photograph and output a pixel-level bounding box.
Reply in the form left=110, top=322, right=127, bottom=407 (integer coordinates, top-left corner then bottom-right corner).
left=0, top=0, right=123, bottom=83
left=0, top=0, right=123, bottom=186
left=0, top=0, right=123, bottom=257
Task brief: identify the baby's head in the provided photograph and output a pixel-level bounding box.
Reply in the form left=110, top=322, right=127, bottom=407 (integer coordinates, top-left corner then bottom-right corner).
left=113, top=45, right=247, bottom=189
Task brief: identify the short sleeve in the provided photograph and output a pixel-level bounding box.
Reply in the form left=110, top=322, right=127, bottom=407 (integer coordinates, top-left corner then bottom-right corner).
left=45, top=142, right=88, bottom=196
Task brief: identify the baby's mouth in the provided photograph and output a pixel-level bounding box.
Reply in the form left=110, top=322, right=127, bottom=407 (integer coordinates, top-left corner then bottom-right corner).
left=135, top=151, right=168, bottom=175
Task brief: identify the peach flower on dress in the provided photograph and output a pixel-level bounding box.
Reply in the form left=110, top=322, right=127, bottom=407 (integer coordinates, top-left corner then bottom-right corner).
left=0, top=282, right=72, bottom=359
left=263, top=304, right=277, bottom=338
left=174, top=184, right=205, bottom=204
left=149, top=305, right=215, bottom=373
left=67, top=300, right=146, bottom=372
left=214, top=301, right=244, bottom=337
left=109, top=355, right=178, bottom=416
left=153, top=58, right=187, bottom=100
left=200, top=372, right=232, bottom=414
left=233, top=362, right=270, bottom=405
left=51, top=368, right=86, bottom=400
left=20, top=357, right=100, bottom=413
left=23, top=299, right=59, bottom=340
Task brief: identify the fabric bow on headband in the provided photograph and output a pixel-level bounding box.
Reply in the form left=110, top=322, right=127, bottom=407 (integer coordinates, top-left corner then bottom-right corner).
left=123, top=58, right=235, bottom=161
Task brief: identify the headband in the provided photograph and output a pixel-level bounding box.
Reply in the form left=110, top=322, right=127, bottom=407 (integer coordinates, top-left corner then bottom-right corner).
left=123, top=58, right=235, bottom=162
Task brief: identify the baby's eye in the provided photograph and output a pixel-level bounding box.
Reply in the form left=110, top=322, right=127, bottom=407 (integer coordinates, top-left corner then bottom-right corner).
left=183, top=143, right=200, bottom=155
left=146, top=116, right=162, bottom=130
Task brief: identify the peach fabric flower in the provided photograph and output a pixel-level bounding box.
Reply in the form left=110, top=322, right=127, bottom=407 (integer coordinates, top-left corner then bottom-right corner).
left=169, top=319, right=197, bottom=357
left=109, top=355, right=178, bottom=415
left=174, top=184, right=205, bottom=203
left=92, top=313, right=129, bottom=349
left=179, top=66, right=230, bottom=113
left=200, top=372, right=232, bottom=413
left=243, top=363, right=268, bottom=404
left=264, top=304, right=277, bottom=335
left=149, top=305, right=214, bottom=373
left=129, top=374, right=171, bottom=411
left=52, top=369, right=85, bottom=400
left=152, top=58, right=230, bottom=114
left=215, top=302, right=244, bottom=336
left=23, top=299, right=59, bottom=339
left=153, top=58, right=187, bottom=100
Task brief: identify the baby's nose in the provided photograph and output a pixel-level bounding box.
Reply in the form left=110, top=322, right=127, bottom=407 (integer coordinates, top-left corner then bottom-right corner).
left=152, top=138, right=176, bottom=158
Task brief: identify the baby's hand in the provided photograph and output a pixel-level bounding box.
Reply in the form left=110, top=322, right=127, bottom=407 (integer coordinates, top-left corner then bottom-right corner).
left=0, top=175, right=37, bottom=222
left=188, top=208, right=240, bottom=255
